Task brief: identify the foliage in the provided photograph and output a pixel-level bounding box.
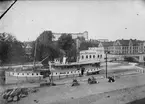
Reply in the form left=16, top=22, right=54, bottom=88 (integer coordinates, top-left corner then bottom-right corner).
left=31, top=31, right=63, bottom=62
left=0, top=33, right=26, bottom=64
left=66, top=42, right=77, bottom=62
left=79, top=41, right=99, bottom=51
left=57, top=34, right=74, bottom=55
left=38, top=30, right=54, bottom=46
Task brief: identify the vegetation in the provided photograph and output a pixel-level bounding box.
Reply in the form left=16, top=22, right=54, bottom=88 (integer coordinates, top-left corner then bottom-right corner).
left=0, top=30, right=99, bottom=65
left=0, top=32, right=26, bottom=64
left=57, top=33, right=76, bottom=62
left=79, top=40, right=99, bottom=51
left=31, top=31, right=64, bottom=63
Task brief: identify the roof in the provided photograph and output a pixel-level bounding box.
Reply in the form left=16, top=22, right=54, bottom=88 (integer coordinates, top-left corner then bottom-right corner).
left=101, top=42, right=114, bottom=47
left=117, top=39, right=143, bottom=46
left=117, top=39, right=129, bottom=46
left=52, top=60, right=100, bottom=67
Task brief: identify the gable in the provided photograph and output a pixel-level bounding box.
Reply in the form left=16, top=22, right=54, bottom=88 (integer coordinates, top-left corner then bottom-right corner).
left=98, top=42, right=103, bottom=47
left=115, top=40, right=121, bottom=46
left=129, top=40, right=133, bottom=46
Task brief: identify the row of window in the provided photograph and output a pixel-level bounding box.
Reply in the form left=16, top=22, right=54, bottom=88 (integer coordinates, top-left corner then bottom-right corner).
left=81, top=54, right=102, bottom=60
left=55, top=68, right=98, bottom=75
left=12, top=73, right=40, bottom=76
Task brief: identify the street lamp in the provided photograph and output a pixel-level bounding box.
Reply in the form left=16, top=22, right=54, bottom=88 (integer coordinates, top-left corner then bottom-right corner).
left=49, top=61, right=53, bottom=85
left=105, top=52, right=107, bottom=78
left=105, top=51, right=109, bottom=78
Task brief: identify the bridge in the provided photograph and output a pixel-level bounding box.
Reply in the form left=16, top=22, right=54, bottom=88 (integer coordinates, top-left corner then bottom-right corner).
left=108, top=53, right=145, bottom=62
left=123, top=54, right=145, bottom=62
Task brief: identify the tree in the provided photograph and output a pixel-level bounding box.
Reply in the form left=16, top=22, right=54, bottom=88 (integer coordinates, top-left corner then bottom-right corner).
left=38, top=30, right=54, bottom=46
left=57, top=34, right=74, bottom=55
left=31, top=30, right=63, bottom=62
left=0, top=32, right=26, bottom=64
left=79, top=41, right=99, bottom=51
left=7, top=41, right=26, bottom=63
left=67, top=42, right=77, bottom=62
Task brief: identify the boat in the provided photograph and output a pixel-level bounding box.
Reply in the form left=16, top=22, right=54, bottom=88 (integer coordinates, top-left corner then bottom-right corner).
left=5, top=40, right=102, bottom=84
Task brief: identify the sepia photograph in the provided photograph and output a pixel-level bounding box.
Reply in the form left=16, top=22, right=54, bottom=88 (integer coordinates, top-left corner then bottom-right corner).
left=0, top=0, right=145, bottom=104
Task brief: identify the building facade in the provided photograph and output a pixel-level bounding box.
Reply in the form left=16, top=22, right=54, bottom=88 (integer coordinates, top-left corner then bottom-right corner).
left=79, top=47, right=105, bottom=62
left=97, top=39, right=109, bottom=42
left=98, top=41, right=114, bottom=53
left=52, top=31, right=88, bottom=41
left=23, top=41, right=33, bottom=57
left=111, top=39, right=145, bottom=55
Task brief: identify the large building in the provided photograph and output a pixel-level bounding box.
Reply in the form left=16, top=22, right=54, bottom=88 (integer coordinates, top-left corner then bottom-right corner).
left=111, top=39, right=145, bottom=55
left=52, top=31, right=88, bottom=41
left=97, top=39, right=109, bottom=42
left=98, top=39, right=145, bottom=55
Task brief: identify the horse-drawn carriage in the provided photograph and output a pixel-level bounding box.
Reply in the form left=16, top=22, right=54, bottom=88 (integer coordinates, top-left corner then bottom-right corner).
left=88, top=76, right=99, bottom=84
left=71, top=79, right=80, bottom=86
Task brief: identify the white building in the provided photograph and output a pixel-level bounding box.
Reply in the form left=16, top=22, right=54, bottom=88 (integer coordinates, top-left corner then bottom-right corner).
left=97, top=39, right=109, bottom=42
left=79, top=47, right=105, bottom=62
left=52, top=31, right=88, bottom=41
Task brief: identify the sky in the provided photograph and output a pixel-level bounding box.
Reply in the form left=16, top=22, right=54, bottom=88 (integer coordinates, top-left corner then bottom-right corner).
left=0, top=0, right=145, bottom=42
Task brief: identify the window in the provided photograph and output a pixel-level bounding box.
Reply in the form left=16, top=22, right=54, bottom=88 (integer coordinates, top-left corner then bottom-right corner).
left=82, top=55, right=84, bottom=59
left=93, top=55, right=95, bottom=58
left=90, top=55, right=92, bottom=59
left=32, top=73, right=34, bottom=75
left=100, top=55, right=102, bottom=58
left=36, top=73, right=39, bottom=75
left=22, top=73, right=24, bottom=75
left=98, top=55, right=99, bottom=58
left=86, top=55, right=88, bottom=59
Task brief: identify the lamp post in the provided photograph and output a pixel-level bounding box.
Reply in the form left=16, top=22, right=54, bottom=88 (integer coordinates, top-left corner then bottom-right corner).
left=49, top=61, right=53, bottom=84
left=33, top=39, right=37, bottom=68
left=105, top=51, right=108, bottom=78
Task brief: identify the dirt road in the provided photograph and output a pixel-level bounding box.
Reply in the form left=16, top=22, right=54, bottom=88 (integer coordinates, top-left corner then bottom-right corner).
left=7, top=72, right=145, bottom=104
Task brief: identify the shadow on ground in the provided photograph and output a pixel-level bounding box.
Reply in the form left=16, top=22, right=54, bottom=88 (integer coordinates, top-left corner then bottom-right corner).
left=127, top=98, right=145, bottom=104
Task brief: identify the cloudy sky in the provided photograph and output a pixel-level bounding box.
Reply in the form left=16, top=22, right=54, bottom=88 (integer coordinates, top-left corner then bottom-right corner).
left=0, top=0, right=145, bottom=41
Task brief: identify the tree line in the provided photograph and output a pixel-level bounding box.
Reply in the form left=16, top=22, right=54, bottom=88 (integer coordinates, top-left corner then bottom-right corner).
left=0, top=33, right=26, bottom=65
left=0, top=31, right=99, bottom=65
